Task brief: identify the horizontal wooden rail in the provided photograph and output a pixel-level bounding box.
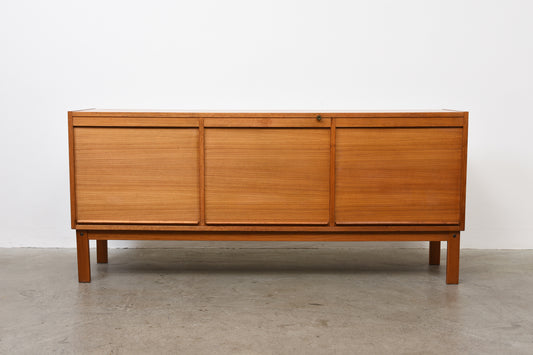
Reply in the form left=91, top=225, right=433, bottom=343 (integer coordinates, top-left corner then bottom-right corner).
left=71, top=110, right=466, bottom=118
left=204, top=118, right=331, bottom=128
left=73, top=117, right=199, bottom=127
left=335, top=117, right=464, bottom=127
left=87, top=231, right=454, bottom=242
left=76, top=224, right=461, bottom=232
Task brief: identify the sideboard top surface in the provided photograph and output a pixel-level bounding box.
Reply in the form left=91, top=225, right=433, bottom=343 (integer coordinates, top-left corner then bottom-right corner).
left=71, top=109, right=466, bottom=118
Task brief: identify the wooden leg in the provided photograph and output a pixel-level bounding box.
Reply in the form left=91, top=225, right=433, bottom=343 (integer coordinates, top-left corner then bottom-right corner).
left=446, top=233, right=460, bottom=284
left=429, top=241, right=441, bottom=265
left=97, top=240, right=108, bottom=264
left=76, top=231, right=91, bottom=283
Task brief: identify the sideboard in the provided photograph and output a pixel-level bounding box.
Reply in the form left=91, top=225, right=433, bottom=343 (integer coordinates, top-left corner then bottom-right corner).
left=68, top=110, right=468, bottom=284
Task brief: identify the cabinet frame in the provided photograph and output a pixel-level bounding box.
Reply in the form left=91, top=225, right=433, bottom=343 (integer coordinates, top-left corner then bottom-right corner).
left=69, top=110, right=468, bottom=284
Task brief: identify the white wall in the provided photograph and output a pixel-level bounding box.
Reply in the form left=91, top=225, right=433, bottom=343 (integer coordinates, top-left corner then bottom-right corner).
left=1, top=0, right=532, bottom=248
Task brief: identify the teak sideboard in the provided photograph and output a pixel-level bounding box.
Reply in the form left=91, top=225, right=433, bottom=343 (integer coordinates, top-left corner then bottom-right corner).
left=68, top=110, right=468, bottom=284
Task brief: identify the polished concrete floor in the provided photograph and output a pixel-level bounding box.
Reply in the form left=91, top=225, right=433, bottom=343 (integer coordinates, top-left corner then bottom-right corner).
left=1, top=244, right=533, bottom=354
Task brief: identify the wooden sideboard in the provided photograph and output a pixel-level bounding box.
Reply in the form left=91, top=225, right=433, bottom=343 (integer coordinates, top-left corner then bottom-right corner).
left=68, top=110, right=468, bottom=284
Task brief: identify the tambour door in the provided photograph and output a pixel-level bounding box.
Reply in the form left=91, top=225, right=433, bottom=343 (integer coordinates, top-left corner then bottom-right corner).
left=204, top=120, right=330, bottom=224
left=335, top=127, right=463, bottom=225
left=74, top=127, right=199, bottom=224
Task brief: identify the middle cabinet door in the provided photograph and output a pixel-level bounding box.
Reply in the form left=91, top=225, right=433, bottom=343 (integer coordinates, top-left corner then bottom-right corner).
left=205, top=128, right=330, bottom=224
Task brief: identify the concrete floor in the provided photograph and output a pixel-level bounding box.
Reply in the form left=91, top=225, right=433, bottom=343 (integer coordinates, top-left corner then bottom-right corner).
left=1, top=245, right=533, bottom=354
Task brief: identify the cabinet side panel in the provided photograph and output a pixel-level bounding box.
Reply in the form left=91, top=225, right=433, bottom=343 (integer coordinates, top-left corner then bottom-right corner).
left=205, top=128, right=330, bottom=224
left=68, top=112, right=76, bottom=228
left=336, top=128, right=463, bottom=225
left=74, top=127, right=199, bottom=224
left=459, top=113, right=468, bottom=230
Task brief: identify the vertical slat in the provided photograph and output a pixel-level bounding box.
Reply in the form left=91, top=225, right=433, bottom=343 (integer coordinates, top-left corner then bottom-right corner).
left=68, top=112, right=77, bottom=229
left=329, top=118, right=336, bottom=225
left=459, top=113, right=469, bottom=230
left=429, top=241, right=441, bottom=265
left=76, top=231, right=91, bottom=282
left=96, top=240, right=108, bottom=264
left=446, top=233, right=460, bottom=284
left=199, top=119, right=205, bottom=225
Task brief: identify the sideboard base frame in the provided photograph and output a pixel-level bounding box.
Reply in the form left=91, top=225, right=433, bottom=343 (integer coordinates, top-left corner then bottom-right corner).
left=75, top=231, right=460, bottom=284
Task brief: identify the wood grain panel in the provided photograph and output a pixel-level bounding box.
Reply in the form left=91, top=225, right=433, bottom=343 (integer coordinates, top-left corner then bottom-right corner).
left=74, top=128, right=199, bottom=224
left=205, top=128, right=330, bottom=224
left=336, top=128, right=463, bottom=224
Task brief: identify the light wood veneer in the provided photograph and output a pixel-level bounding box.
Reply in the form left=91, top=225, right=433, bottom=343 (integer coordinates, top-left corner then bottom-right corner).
left=74, top=127, right=199, bottom=224
left=335, top=128, right=462, bottom=225
left=205, top=128, right=330, bottom=224
left=69, top=110, right=468, bottom=284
